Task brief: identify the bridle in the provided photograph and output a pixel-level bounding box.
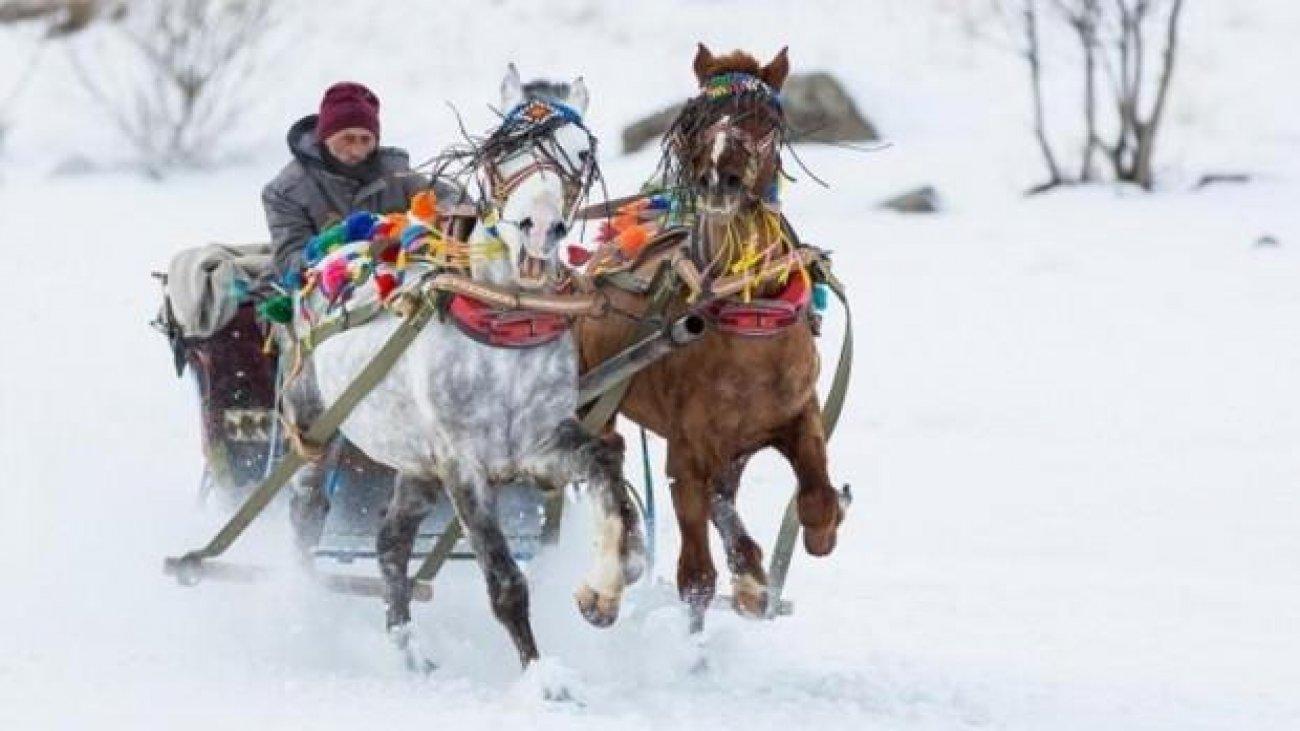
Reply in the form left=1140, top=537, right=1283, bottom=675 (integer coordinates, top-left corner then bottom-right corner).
left=480, top=98, right=598, bottom=231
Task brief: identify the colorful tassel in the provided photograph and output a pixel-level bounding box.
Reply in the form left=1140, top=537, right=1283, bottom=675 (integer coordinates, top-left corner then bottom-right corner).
left=343, top=211, right=377, bottom=242
left=374, top=272, right=398, bottom=301
left=409, top=190, right=439, bottom=222
left=615, top=223, right=652, bottom=257
left=257, top=294, right=294, bottom=324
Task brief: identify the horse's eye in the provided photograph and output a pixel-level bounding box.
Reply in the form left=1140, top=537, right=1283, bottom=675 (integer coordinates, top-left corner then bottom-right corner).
left=518, top=217, right=534, bottom=232
left=549, top=222, right=568, bottom=239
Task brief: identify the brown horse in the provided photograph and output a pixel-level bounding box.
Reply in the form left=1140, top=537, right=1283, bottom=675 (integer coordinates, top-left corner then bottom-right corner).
left=577, top=44, right=846, bottom=631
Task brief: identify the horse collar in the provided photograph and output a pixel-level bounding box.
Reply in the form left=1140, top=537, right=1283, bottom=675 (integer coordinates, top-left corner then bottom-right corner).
left=706, top=270, right=811, bottom=337
left=448, top=293, right=571, bottom=349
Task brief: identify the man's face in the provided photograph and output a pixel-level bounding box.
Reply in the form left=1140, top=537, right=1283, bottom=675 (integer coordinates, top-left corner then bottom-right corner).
left=323, top=127, right=377, bottom=165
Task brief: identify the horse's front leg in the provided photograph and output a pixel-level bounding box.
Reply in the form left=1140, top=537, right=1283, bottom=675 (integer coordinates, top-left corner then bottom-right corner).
left=708, top=453, right=769, bottom=617
left=377, top=471, right=439, bottom=674
left=287, top=435, right=340, bottom=565
left=528, top=418, right=644, bottom=628
left=775, top=397, right=847, bottom=557
left=441, top=461, right=539, bottom=669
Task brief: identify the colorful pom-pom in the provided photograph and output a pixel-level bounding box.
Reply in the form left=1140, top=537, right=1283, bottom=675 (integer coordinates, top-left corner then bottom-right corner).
left=343, top=211, right=377, bottom=242
left=374, top=272, right=398, bottom=301
left=612, top=213, right=639, bottom=233
left=320, top=258, right=350, bottom=298
left=257, top=294, right=294, bottom=324
left=410, top=190, right=439, bottom=222
left=615, top=224, right=651, bottom=257
left=812, top=283, right=829, bottom=312
left=566, top=244, right=593, bottom=267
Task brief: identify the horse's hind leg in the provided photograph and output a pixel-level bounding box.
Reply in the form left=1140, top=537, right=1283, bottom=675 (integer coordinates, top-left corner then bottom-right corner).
left=775, top=398, right=844, bottom=557
left=442, top=462, right=539, bottom=669
left=668, top=441, right=719, bottom=633
left=708, top=453, right=769, bottom=617
left=527, top=418, right=644, bottom=628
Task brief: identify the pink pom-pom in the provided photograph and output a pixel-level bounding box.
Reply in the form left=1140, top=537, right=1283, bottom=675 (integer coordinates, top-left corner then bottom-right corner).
left=320, top=258, right=349, bottom=298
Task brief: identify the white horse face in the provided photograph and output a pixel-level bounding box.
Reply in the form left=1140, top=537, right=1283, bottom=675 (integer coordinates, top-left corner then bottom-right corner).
left=490, top=65, right=595, bottom=289
left=495, top=170, right=568, bottom=287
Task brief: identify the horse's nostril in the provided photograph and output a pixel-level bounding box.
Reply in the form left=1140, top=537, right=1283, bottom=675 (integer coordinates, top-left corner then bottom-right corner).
left=722, top=173, right=744, bottom=190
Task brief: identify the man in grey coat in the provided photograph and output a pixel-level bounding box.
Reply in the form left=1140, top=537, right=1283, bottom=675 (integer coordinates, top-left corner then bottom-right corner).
left=261, top=81, right=461, bottom=556
left=262, top=81, right=460, bottom=284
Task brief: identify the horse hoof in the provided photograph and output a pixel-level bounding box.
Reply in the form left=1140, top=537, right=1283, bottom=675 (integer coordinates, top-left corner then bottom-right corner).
left=730, top=575, right=769, bottom=618
left=802, top=525, right=837, bottom=556
left=388, top=623, right=436, bottom=676
left=574, top=584, right=620, bottom=628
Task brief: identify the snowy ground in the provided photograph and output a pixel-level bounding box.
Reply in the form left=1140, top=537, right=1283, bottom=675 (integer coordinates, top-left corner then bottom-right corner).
left=2, top=1, right=1299, bottom=729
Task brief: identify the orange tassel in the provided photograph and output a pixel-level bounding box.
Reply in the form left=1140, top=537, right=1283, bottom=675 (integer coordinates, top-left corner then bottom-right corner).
left=616, top=224, right=651, bottom=257
left=612, top=213, right=639, bottom=233
left=410, top=190, right=438, bottom=222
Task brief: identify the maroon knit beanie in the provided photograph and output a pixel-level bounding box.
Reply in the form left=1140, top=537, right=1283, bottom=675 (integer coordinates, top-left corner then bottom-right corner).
left=316, top=82, right=380, bottom=142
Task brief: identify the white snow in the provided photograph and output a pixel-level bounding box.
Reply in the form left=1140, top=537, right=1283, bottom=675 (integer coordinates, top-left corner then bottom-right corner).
left=2, top=1, right=1299, bottom=728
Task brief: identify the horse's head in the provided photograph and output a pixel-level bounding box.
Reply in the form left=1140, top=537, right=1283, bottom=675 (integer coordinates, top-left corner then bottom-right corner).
left=668, top=44, right=790, bottom=219
left=474, top=64, right=597, bottom=290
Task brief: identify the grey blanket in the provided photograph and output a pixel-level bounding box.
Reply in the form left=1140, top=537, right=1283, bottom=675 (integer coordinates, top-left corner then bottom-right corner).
left=163, top=242, right=273, bottom=339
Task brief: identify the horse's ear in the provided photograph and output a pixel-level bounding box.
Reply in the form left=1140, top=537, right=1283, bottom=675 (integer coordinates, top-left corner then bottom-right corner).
left=693, top=42, right=715, bottom=85
left=760, top=46, right=790, bottom=91
left=500, top=63, right=524, bottom=111
left=570, top=76, right=590, bottom=115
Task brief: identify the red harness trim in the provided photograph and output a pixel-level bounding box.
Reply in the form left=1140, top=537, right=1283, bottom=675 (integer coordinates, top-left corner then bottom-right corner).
left=707, top=273, right=810, bottom=336
left=448, top=294, right=572, bottom=348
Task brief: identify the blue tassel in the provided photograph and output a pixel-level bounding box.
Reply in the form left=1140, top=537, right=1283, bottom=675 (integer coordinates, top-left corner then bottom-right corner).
left=343, top=211, right=377, bottom=242
left=813, top=283, right=829, bottom=312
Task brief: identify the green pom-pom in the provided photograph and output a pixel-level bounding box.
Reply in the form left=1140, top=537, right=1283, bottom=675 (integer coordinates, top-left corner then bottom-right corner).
left=258, top=295, right=294, bottom=324
left=319, top=225, right=347, bottom=248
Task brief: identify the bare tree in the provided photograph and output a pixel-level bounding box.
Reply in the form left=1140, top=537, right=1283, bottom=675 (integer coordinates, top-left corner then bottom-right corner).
left=1052, top=0, right=1101, bottom=182
left=1024, top=0, right=1064, bottom=193
left=990, top=0, right=1187, bottom=192
left=1097, top=0, right=1186, bottom=189
left=67, top=0, right=274, bottom=176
